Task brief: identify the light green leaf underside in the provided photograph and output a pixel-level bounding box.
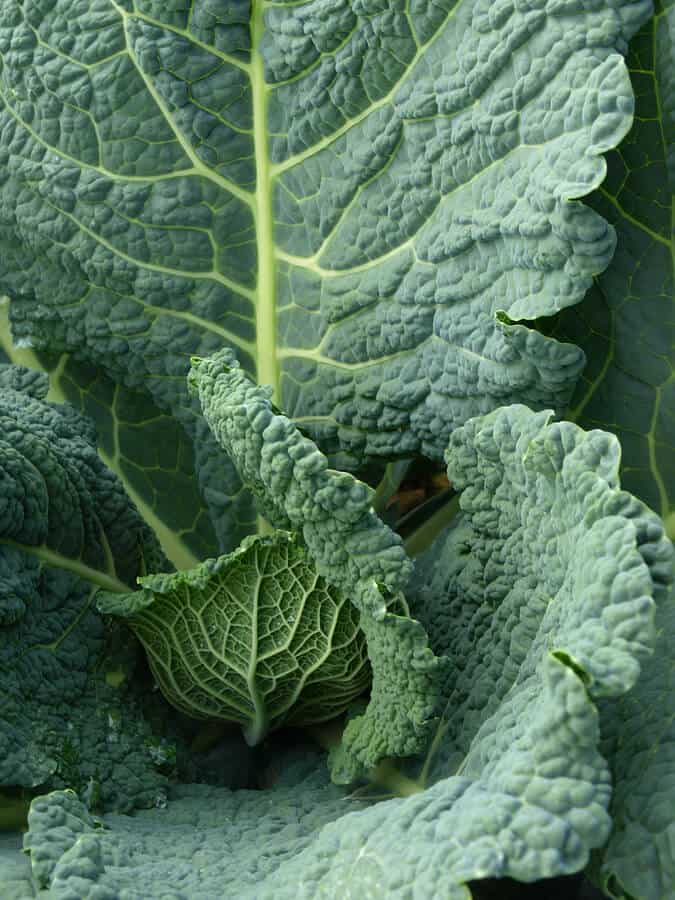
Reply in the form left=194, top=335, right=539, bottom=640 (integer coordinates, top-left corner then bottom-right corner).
left=188, top=348, right=442, bottom=780
left=98, top=531, right=371, bottom=746
left=0, top=0, right=651, bottom=490
left=551, top=3, right=674, bottom=536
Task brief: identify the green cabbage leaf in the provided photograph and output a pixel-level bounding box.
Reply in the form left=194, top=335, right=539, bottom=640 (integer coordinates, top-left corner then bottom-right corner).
left=547, top=9, right=675, bottom=894
left=98, top=531, right=371, bottom=747
left=552, top=2, right=674, bottom=539
left=0, top=363, right=174, bottom=812
left=0, top=0, right=651, bottom=540
left=102, top=348, right=442, bottom=783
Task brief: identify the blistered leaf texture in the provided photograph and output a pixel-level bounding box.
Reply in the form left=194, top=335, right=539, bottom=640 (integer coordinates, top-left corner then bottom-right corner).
left=98, top=532, right=371, bottom=746
left=0, top=554, right=171, bottom=813
left=188, top=351, right=413, bottom=612
left=189, top=348, right=442, bottom=779
left=0, top=305, right=222, bottom=567
left=48, top=356, right=225, bottom=566
left=0, top=364, right=171, bottom=810
left=12, top=407, right=673, bottom=899
left=413, top=406, right=672, bottom=720
left=0, top=363, right=163, bottom=584
left=597, top=584, right=675, bottom=900
left=10, top=689, right=601, bottom=900
left=549, top=11, right=675, bottom=889
left=16, top=754, right=355, bottom=898
left=0, top=0, right=650, bottom=496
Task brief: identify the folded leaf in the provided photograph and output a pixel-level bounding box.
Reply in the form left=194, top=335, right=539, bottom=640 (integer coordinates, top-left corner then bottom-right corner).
left=188, top=348, right=442, bottom=780
left=0, top=0, right=649, bottom=503
left=548, top=8, right=675, bottom=893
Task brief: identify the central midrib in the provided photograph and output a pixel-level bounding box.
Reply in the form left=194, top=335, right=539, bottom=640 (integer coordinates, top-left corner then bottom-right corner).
left=251, top=1, right=278, bottom=401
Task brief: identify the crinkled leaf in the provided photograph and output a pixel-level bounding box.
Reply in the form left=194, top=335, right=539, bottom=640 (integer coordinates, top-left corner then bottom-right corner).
left=98, top=531, right=371, bottom=746
left=18, top=753, right=353, bottom=898
left=0, top=299, right=250, bottom=559
left=548, top=7, right=675, bottom=893
left=15, top=406, right=673, bottom=899
left=595, top=583, right=675, bottom=900
left=0, top=363, right=163, bottom=583
left=0, top=0, right=650, bottom=482
left=0, top=551, right=171, bottom=813
left=47, top=356, right=226, bottom=565
left=402, top=405, right=673, bottom=889
left=188, top=348, right=442, bottom=781
left=0, top=364, right=172, bottom=810
left=550, top=3, right=674, bottom=539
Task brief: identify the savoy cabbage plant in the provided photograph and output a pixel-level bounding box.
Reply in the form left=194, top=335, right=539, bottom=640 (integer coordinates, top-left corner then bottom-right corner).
left=0, top=0, right=673, bottom=898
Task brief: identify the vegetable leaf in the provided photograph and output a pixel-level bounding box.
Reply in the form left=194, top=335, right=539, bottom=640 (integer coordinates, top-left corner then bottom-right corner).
left=188, top=348, right=442, bottom=781
left=1, top=302, right=224, bottom=567
left=546, top=9, right=675, bottom=891
left=595, top=583, right=675, bottom=900
left=18, top=752, right=353, bottom=897
left=0, top=0, right=649, bottom=501
left=98, top=531, right=371, bottom=746
left=411, top=405, right=672, bottom=769
left=16, top=404, right=672, bottom=898
left=0, top=298, right=253, bottom=559
left=398, top=404, right=673, bottom=889
left=0, top=363, right=173, bottom=811
left=0, top=2, right=672, bottom=895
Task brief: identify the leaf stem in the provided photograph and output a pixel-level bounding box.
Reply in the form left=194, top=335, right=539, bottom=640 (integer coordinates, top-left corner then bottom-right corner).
left=372, top=460, right=412, bottom=514
left=251, top=0, right=278, bottom=399
left=370, top=759, right=423, bottom=798
left=402, top=493, right=461, bottom=558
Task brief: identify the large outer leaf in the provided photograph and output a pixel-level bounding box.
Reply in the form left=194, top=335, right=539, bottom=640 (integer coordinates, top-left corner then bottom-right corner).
left=0, top=0, right=649, bottom=505
left=0, top=363, right=164, bottom=585
left=552, top=1, right=674, bottom=537
left=15, top=754, right=353, bottom=898
left=0, top=300, right=222, bottom=566
left=411, top=407, right=672, bottom=765
left=549, top=8, right=675, bottom=894
left=397, top=406, right=673, bottom=895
